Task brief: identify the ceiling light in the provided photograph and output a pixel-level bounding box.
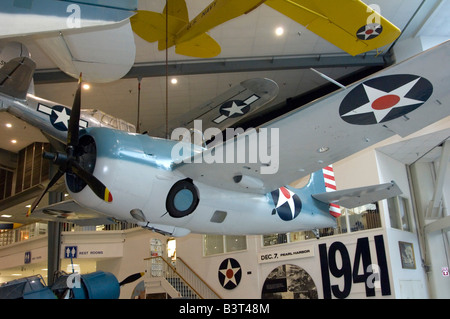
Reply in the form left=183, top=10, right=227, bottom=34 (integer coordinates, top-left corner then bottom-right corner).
left=1, top=214, right=12, bottom=218
left=171, top=78, right=178, bottom=84
left=5, top=123, right=12, bottom=128
left=82, top=83, right=90, bottom=90
left=25, top=204, right=31, bottom=208
left=275, top=27, right=284, bottom=36
left=11, top=139, right=17, bottom=144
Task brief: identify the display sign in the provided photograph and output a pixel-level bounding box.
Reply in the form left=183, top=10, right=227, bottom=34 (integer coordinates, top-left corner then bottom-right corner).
left=258, top=245, right=314, bottom=264
left=319, top=235, right=391, bottom=298
left=61, top=243, right=123, bottom=259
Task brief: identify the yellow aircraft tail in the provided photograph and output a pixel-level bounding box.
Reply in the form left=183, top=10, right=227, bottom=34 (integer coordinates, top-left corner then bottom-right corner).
left=131, top=0, right=221, bottom=58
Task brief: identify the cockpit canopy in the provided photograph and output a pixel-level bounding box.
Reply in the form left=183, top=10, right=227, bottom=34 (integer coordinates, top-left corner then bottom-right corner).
left=81, top=109, right=136, bottom=133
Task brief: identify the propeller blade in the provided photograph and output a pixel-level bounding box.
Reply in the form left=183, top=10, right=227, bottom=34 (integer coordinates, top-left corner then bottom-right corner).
left=70, top=161, right=113, bottom=203
left=67, top=75, right=82, bottom=148
left=119, top=272, right=145, bottom=286
left=26, top=169, right=64, bottom=216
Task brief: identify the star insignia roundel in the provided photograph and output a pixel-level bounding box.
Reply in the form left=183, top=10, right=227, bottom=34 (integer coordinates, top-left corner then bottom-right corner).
left=270, top=187, right=302, bottom=221
left=218, top=258, right=242, bottom=290
left=339, top=74, right=433, bottom=125
left=356, top=23, right=383, bottom=40
left=50, top=105, right=72, bottom=131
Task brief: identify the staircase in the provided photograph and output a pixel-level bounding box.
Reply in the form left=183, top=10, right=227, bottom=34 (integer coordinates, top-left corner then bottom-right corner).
left=143, top=256, right=221, bottom=299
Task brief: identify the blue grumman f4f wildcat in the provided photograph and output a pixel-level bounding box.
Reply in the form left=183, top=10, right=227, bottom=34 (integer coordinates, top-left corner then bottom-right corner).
left=1, top=41, right=449, bottom=237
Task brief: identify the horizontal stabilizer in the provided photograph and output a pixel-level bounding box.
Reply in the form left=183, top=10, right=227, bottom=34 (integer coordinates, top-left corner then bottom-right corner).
left=131, top=10, right=187, bottom=46
left=174, top=33, right=221, bottom=58
left=32, top=199, right=116, bottom=226
left=312, top=181, right=401, bottom=208
left=0, top=57, right=35, bottom=100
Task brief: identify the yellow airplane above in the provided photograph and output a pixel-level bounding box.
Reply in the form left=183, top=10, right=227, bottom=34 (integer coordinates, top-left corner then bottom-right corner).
left=131, top=0, right=401, bottom=58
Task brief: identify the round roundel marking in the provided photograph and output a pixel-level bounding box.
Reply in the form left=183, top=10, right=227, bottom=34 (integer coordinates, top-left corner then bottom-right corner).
left=219, top=100, right=251, bottom=118
left=356, top=23, right=383, bottom=40
left=218, top=258, right=242, bottom=290
left=270, top=187, right=302, bottom=221
left=339, top=74, right=433, bottom=125
left=166, top=178, right=199, bottom=218
left=50, top=105, right=71, bottom=131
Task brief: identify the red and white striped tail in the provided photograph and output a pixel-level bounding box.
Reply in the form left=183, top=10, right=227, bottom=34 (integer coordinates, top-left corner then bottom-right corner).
left=322, top=165, right=341, bottom=218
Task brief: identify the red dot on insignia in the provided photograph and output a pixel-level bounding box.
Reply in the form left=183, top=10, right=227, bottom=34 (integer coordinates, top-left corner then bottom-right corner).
left=226, top=269, right=234, bottom=279
left=280, top=187, right=291, bottom=199
left=365, top=29, right=374, bottom=35
left=371, top=94, right=401, bottom=110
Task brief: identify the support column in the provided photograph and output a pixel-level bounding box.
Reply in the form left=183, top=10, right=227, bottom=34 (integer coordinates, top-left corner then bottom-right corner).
left=47, top=191, right=64, bottom=286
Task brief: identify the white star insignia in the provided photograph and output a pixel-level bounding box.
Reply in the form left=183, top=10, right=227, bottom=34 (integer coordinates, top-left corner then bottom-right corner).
left=53, top=108, right=71, bottom=128
left=222, top=101, right=247, bottom=117
left=357, top=23, right=382, bottom=40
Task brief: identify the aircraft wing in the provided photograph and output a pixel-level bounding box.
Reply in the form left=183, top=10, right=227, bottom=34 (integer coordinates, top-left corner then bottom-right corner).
left=150, top=78, right=279, bottom=138
left=0, top=0, right=137, bottom=82
left=175, top=41, right=450, bottom=194
left=265, top=0, right=401, bottom=56
left=32, top=199, right=116, bottom=226
left=34, top=20, right=136, bottom=83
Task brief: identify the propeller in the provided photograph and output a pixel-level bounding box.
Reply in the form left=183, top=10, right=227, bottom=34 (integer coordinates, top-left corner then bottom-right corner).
left=27, top=75, right=113, bottom=217
left=119, top=272, right=145, bottom=286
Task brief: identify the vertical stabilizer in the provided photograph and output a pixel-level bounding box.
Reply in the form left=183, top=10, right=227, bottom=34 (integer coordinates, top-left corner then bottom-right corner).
left=322, top=165, right=341, bottom=217
left=0, top=57, right=35, bottom=100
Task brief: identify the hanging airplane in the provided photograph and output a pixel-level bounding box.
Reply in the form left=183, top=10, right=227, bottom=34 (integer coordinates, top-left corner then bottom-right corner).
left=1, top=0, right=401, bottom=82
left=2, top=41, right=449, bottom=237
left=131, top=0, right=401, bottom=58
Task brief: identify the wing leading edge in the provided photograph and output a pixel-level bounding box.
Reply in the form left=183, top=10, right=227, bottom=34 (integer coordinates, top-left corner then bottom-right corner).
left=175, top=41, right=450, bottom=194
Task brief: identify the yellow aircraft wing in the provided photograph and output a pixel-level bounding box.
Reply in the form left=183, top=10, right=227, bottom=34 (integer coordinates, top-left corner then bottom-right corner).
left=265, top=0, right=401, bottom=55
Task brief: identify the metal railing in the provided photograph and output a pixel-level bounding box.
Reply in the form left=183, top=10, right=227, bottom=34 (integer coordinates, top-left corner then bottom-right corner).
left=145, top=256, right=221, bottom=299
left=0, top=222, right=47, bottom=247
left=0, top=221, right=139, bottom=247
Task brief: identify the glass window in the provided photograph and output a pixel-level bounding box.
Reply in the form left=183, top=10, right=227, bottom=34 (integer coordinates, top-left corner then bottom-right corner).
left=262, top=203, right=382, bottom=247
left=203, top=235, right=247, bottom=256
left=348, top=203, right=380, bottom=232
left=225, top=235, right=247, bottom=252
left=388, top=196, right=411, bottom=232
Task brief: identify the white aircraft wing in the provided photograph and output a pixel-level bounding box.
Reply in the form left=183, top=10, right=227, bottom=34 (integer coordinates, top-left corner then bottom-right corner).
left=150, top=78, right=279, bottom=138
left=34, top=20, right=136, bottom=83
left=32, top=199, right=116, bottom=226
left=0, top=0, right=135, bottom=38
left=176, top=41, right=450, bottom=194
left=0, top=1, right=137, bottom=83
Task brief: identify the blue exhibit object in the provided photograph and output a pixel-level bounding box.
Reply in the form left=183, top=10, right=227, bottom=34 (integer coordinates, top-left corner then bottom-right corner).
left=0, top=275, right=56, bottom=299
left=74, top=271, right=120, bottom=299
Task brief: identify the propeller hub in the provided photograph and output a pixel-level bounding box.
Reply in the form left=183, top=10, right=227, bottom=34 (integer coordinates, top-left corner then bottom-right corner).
left=43, top=151, right=69, bottom=167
